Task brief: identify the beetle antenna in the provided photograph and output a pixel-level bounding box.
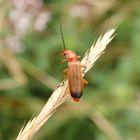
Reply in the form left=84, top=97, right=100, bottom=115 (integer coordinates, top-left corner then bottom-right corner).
left=60, top=20, right=66, bottom=49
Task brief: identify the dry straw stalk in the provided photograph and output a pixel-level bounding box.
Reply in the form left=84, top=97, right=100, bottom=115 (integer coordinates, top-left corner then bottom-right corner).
left=16, top=28, right=116, bottom=140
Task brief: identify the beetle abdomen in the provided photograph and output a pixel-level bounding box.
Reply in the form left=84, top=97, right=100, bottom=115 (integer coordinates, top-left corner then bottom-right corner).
left=71, top=92, right=82, bottom=102
left=68, top=61, right=83, bottom=102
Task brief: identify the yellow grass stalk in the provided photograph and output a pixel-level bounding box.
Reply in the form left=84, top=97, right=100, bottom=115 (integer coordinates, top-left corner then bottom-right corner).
left=16, top=28, right=116, bottom=140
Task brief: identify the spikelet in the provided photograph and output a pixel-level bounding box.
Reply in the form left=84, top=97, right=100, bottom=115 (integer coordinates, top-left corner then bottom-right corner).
left=16, top=28, right=116, bottom=140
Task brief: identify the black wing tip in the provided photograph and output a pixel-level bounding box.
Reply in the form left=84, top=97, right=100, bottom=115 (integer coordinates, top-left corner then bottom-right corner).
left=71, top=92, right=82, bottom=102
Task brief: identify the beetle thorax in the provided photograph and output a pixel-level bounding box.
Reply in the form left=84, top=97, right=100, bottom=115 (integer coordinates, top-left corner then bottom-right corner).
left=64, top=50, right=78, bottom=62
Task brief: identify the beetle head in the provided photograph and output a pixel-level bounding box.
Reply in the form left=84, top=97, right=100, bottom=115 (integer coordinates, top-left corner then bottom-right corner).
left=60, top=48, right=78, bottom=62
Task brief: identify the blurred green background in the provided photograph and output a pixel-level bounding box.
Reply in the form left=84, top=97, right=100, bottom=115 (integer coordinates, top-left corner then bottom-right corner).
left=0, top=0, right=140, bottom=140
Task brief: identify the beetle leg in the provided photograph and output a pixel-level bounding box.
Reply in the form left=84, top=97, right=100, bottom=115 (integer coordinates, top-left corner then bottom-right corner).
left=58, top=69, right=68, bottom=87
left=77, top=55, right=80, bottom=60
left=58, top=68, right=68, bottom=87
left=62, top=68, right=68, bottom=77
left=81, top=65, right=87, bottom=74
left=62, top=59, right=68, bottom=62
left=83, top=79, right=88, bottom=85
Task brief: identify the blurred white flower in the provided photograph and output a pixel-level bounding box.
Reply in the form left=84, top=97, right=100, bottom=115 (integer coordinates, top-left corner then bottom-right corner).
left=34, top=11, right=51, bottom=31
left=5, top=35, right=25, bottom=53
left=69, top=4, right=89, bottom=18
left=7, top=0, right=50, bottom=53
left=12, top=0, right=27, bottom=10
left=24, top=0, right=43, bottom=7
left=12, top=0, right=43, bottom=9
left=9, top=10, right=32, bottom=34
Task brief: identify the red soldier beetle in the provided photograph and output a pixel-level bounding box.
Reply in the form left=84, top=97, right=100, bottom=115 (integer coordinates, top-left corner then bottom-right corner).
left=59, top=22, right=88, bottom=102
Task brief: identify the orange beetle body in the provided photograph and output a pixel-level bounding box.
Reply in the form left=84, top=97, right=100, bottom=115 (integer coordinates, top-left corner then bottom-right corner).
left=61, top=48, right=87, bottom=102
left=68, top=61, right=83, bottom=101
left=60, top=22, right=87, bottom=101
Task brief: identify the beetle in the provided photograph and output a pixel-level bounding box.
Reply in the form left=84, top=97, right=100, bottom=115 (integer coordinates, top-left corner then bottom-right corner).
left=59, top=22, right=88, bottom=102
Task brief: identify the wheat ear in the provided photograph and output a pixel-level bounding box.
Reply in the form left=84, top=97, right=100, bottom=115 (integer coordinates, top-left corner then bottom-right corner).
left=16, top=28, right=116, bottom=140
